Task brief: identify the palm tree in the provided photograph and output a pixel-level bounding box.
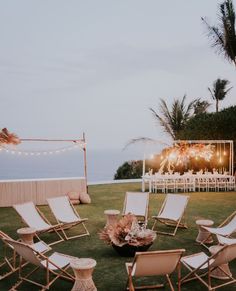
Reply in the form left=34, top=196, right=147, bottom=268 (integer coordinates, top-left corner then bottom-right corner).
left=208, top=78, right=232, bottom=112
left=149, top=95, right=197, bottom=140
left=193, top=99, right=211, bottom=115
left=201, top=0, right=236, bottom=67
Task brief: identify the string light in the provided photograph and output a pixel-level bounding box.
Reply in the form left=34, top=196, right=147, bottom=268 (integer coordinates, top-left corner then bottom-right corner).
left=219, top=143, right=222, bottom=163
left=223, top=142, right=226, bottom=156
left=0, top=142, right=85, bottom=157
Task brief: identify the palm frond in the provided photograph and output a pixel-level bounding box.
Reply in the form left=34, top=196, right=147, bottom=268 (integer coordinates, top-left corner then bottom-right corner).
left=202, top=0, right=236, bottom=65
left=123, top=137, right=169, bottom=150
left=150, top=107, right=175, bottom=139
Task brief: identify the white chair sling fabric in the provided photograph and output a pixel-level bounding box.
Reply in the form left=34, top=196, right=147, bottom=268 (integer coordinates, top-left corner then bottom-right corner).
left=203, top=215, right=236, bottom=237
left=14, top=202, right=51, bottom=231
left=31, top=241, right=51, bottom=253
left=126, top=249, right=185, bottom=290
left=217, top=234, right=236, bottom=245
left=47, top=196, right=89, bottom=240
left=158, top=194, right=189, bottom=221
left=13, top=201, right=64, bottom=245
left=152, top=194, right=189, bottom=236
left=47, top=196, right=80, bottom=224
left=123, top=192, right=149, bottom=225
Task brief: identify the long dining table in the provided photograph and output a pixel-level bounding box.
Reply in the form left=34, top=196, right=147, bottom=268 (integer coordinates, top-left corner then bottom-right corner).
left=142, top=172, right=234, bottom=193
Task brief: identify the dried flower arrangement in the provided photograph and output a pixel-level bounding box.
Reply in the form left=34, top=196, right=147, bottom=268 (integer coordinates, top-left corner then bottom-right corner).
left=99, top=214, right=156, bottom=247
left=159, top=142, right=215, bottom=172
left=0, top=128, right=20, bottom=145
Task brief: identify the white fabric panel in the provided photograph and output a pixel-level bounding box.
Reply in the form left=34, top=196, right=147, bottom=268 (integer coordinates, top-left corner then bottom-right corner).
left=14, top=202, right=51, bottom=231
left=181, top=252, right=213, bottom=270
left=47, top=196, right=79, bottom=223
left=41, top=252, right=73, bottom=270
left=158, top=194, right=188, bottom=221
left=32, top=241, right=50, bottom=253
left=124, top=192, right=148, bottom=217
left=203, top=215, right=236, bottom=236
left=217, top=235, right=236, bottom=245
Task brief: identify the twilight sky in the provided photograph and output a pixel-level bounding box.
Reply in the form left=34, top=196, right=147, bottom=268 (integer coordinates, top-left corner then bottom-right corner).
left=0, top=0, right=236, bottom=151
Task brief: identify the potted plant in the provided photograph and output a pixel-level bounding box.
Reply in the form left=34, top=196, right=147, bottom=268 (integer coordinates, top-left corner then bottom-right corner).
left=99, top=214, right=156, bottom=257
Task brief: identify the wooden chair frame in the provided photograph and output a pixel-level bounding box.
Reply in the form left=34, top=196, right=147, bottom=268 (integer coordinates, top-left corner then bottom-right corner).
left=201, top=210, right=236, bottom=249
left=152, top=194, right=189, bottom=236
left=0, top=231, right=20, bottom=280
left=47, top=196, right=90, bottom=240
left=125, top=249, right=185, bottom=291
left=180, top=244, right=236, bottom=290
left=4, top=239, right=75, bottom=291
left=13, top=202, right=65, bottom=246
left=0, top=230, right=50, bottom=281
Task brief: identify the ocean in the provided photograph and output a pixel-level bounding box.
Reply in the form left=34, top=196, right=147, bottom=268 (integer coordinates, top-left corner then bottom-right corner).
left=0, top=148, right=143, bottom=183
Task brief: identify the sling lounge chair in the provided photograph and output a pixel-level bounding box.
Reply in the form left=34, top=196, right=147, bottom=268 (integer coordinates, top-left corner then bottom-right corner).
left=47, top=196, right=89, bottom=240
left=13, top=202, right=64, bottom=246
left=180, top=243, right=236, bottom=290
left=4, top=238, right=76, bottom=291
left=217, top=234, right=236, bottom=245
left=123, top=192, right=149, bottom=226
left=201, top=210, right=236, bottom=248
left=0, top=230, right=50, bottom=280
left=125, top=249, right=185, bottom=291
left=152, top=194, right=189, bottom=236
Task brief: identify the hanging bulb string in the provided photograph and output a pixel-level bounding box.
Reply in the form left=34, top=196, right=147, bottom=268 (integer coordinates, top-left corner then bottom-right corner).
left=0, top=142, right=85, bottom=156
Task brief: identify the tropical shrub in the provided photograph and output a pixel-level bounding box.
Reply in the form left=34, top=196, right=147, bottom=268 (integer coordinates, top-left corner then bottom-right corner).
left=114, top=161, right=143, bottom=179
left=178, top=106, right=236, bottom=169
left=178, top=106, right=236, bottom=141
left=114, top=160, right=160, bottom=180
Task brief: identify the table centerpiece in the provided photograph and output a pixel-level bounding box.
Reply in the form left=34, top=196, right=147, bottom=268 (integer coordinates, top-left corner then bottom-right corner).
left=99, top=214, right=156, bottom=257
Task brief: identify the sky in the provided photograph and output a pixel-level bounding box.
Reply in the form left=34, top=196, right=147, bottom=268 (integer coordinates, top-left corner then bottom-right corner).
left=0, top=0, right=236, bottom=152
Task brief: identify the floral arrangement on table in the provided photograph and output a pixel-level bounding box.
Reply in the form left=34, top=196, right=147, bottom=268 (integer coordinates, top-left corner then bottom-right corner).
left=99, top=214, right=156, bottom=248
left=159, top=142, right=215, bottom=172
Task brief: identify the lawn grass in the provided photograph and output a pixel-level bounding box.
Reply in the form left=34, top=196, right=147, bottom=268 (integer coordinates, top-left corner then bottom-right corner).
left=0, top=182, right=236, bottom=290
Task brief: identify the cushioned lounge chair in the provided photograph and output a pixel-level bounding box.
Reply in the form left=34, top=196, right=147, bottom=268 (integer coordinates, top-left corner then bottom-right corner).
left=47, top=196, right=89, bottom=240
left=123, top=192, right=149, bottom=226
left=152, top=194, right=189, bottom=236
left=125, top=249, right=185, bottom=290
left=13, top=202, right=64, bottom=246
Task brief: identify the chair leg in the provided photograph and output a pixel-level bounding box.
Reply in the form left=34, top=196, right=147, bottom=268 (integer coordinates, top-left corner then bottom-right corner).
left=152, top=220, right=157, bottom=231
left=177, top=261, right=181, bottom=291
left=127, top=271, right=135, bottom=291
left=166, top=274, right=175, bottom=291
left=59, top=222, right=90, bottom=241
